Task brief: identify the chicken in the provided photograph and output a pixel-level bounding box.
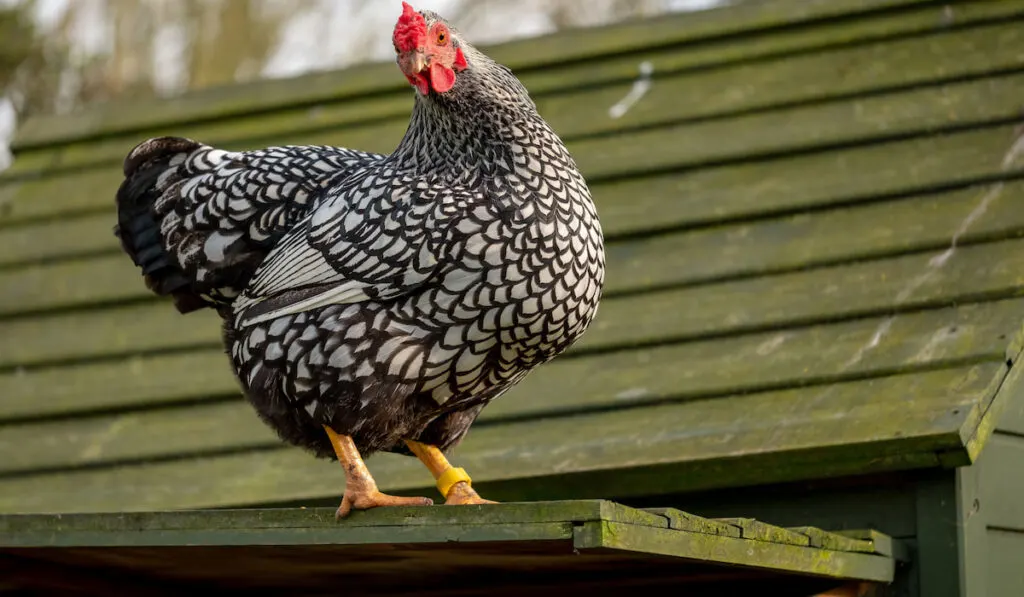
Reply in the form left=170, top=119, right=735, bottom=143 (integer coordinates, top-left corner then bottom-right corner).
left=114, top=2, right=605, bottom=517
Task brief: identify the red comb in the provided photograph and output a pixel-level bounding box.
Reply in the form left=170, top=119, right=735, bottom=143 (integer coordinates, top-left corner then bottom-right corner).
left=393, top=2, right=427, bottom=53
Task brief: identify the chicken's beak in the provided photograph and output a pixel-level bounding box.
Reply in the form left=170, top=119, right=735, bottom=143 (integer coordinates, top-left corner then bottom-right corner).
left=410, top=50, right=427, bottom=74
left=400, top=49, right=428, bottom=77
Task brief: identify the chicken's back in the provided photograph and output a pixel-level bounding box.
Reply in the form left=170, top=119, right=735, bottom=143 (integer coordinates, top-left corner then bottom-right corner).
left=114, top=137, right=383, bottom=314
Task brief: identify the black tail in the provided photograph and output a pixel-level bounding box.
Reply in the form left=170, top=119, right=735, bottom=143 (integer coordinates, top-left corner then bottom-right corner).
left=114, top=137, right=208, bottom=314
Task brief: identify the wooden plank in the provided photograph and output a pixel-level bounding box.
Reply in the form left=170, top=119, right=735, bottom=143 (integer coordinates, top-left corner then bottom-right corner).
left=7, top=19, right=1024, bottom=227
left=786, top=527, right=877, bottom=554
left=958, top=330, right=1024, bottom=462
left=996, top=376, right=1024, bottom=435
left=4, top=224, right=1024, bottom=379
left=669, top=483, right=919, bottom=545
left=0, top=211, right=115, bottom=268
left=0, top=500, right=665, bottom=544
left=7, top=2, right=1020, bottom=180
left=0, top=302, right=222, bottom=370
left=0, top=363, right=993, bottom=513
left=579, top=235, right=1024, bottom=353
left=6, top=0, right=933, bottom=152
left=6, top=68, right=1024, bottom=272
left=913, top=473, right=966, bottom=597
left=0, top=296, right=1005, bottom=476
left=712, top=518, right=811, bottom=546
left=833, top=530, right=897, bottom=558
left=573, top=521, right=894, bottom=582
left=576, top=122, right=1024, bottom=239
left=0, top=349, right=237, bottom=421
left=987, top=529, right=1024, bottom=597
left=7, top=173, right=1024, bottom=320
left=642, top=508, right=741, bottom=538
left=980, top=434, right=1024, bottom=531
left=4, top=107, right=1022, bottom=264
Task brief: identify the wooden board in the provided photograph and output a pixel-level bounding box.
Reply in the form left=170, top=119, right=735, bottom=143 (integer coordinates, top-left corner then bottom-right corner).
left=5, top=226, right=1024, bottom=372
left=0, top=362, right=998, bottom=513
left=5, top=2, right=1021, bottom=180
left=7, top=173, right=1024, bottom=319
left=1, top=0, right=1023, bottom=517
left=0, top=299, right=1012, bottom=475
left=5, top=0, right=938, bottom=152
left=5, top=66, right=1024, bottom=271
left=0, top=501, right=896, bottom=596
left=980, top=434, right=1024, bottom=531
left=987, top=530, right=1024, bottom=597
left=4, top=11, right=1024, bottom=222
left=995, top=369, right=1024, bottom=435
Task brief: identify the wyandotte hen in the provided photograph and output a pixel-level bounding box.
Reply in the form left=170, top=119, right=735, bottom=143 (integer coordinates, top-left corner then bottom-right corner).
left=114, top=2, right=605, bottom=517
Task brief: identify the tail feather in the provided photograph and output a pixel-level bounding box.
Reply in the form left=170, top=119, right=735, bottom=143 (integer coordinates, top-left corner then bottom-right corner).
left=113, top=135, right=384, bottom=316
left=115, top=137, right=208, bottom=313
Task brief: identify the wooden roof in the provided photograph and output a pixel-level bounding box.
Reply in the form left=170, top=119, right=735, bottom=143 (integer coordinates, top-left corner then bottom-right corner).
left=0, top=500, right=899, bottom=595
left=1, top=0, right=1024, bottom=514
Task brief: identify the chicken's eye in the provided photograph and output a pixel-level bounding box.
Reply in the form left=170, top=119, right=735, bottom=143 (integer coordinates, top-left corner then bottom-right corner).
left=436, top=30, right=447, bottom=45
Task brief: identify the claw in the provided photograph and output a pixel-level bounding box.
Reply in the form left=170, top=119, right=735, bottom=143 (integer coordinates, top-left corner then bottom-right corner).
left=444, top=481, right=497, bottom=506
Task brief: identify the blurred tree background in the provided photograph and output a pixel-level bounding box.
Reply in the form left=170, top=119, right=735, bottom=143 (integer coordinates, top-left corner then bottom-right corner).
left=0, top=0, right=726, bottom=167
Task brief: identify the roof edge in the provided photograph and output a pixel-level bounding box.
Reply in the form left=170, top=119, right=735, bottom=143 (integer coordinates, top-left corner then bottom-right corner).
left=958, top=326, right=1024, bottom=463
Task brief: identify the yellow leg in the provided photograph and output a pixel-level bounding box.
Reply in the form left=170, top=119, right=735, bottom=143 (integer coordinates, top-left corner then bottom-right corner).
left=404, top=440, right=496, bottom=506
left=324, top=426, right=433, bottom=519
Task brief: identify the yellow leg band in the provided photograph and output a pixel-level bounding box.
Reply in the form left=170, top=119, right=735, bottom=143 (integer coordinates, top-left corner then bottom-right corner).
left=436, top=467, right=472, bottom=498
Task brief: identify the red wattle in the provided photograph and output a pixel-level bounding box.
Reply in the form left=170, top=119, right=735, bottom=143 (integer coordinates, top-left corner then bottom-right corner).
left=407, top=73, right=430, bottom=96
left=430, top=63, right=456, bottom=93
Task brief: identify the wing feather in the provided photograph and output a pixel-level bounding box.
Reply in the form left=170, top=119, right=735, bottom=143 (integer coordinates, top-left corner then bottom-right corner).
left=233, top=177, right=476, bottom=326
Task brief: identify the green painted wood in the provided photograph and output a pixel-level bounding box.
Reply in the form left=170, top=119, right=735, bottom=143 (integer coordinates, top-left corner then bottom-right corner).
left=659, top=481, right=920, bottom=547
left=0, top=349, right=238, bottom=421
left=0, top=300, right=1010, bottom=474
left=589, top=122, right=1024, bottom=239
left=955, top=323, right=1024, bottom=462
left=914, top=471, right=972, bottom=597
left=996, top=380, right=1024, bottom=435
left=5, top=0, right=935, bottom=152
left=578, top=236, right=1024, bottom=353
left=787, top=528, right=881, bottom=555
left=833, top=530, right=897, bottom=558
left=712, top=518, right=811, bottom=546
left=641, top=508, right=740, bottom=538
left=0, top=501, right=900, bottom=596
left=5, top=128, right=1022, bottom=298
left=7, top=17, right=1024, bottom=230
left=4, top=230, right=1024, bottom=411
left=573, top=520, right=895, bottom=582
left=0, top=500, right=666, bottom=542
left=8, top=173, right=1024, bottom=319
left=988, top=529, right=1024, bottom=597
left=7, top=34, right=1024, bottom=232
left=7, top=520, right=579, bottom=549
left=980, top=434, right=1024, bottom=531
left=957, top=442, right=989, bottom=597
left=7, top=3, right=1021, bottom=181
left=0, top=362, right=995, bottom=512
left=0, top=302, right=222, bottom=370
left=0, top=212, right=125, bottom=269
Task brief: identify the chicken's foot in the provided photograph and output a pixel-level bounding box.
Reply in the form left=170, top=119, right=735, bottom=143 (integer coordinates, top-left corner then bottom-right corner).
left=324, top=426, right=433, bottom=519
left=404, top=440, right=496, bottom=506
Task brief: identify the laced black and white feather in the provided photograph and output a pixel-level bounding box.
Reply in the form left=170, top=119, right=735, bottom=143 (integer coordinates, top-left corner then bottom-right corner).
left=115, top=9, right=605, bottom=458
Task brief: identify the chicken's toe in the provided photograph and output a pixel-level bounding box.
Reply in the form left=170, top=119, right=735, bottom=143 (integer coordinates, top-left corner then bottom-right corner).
left=336, top=491, right=433, bottom=519
left=444, top=481, right=497, bottom=506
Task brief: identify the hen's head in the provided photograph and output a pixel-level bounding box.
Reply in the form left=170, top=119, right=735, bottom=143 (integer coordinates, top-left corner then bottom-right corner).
left=393, top=2, right=469, bottom=96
